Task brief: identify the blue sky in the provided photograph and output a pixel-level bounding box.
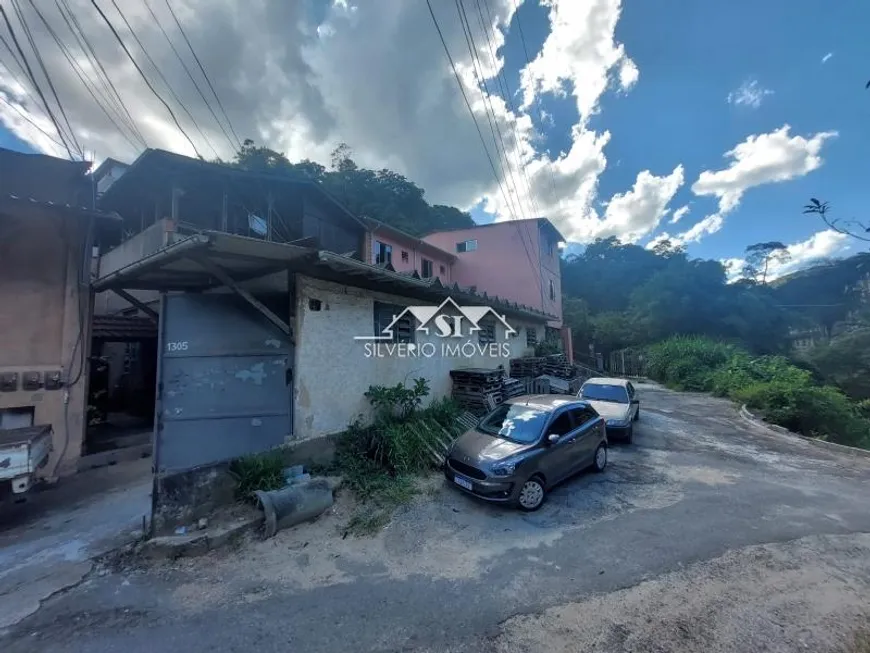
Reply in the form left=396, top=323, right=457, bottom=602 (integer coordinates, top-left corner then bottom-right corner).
left=1, top=0, right=866, bottom=276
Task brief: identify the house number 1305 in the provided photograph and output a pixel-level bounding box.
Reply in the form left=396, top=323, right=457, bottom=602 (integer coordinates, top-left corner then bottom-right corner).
left=166, top=341, right=189, bottom=352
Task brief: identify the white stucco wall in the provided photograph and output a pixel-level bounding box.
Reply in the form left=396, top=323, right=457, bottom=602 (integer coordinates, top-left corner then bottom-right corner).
left=292, top=275, right=545, bottom=440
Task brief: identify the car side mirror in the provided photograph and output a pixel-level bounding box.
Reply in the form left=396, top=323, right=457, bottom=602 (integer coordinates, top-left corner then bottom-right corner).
left=631, top=399, right=639, bottom=405
left=547, top=433, right=560, bottom=444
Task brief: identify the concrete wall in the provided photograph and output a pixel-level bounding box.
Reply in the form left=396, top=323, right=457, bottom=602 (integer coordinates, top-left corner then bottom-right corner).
left=292, top=275, right=544, bottom=440
left=0, top=212, right=91, bottom=477
left=367, top=228, right=453, bottom=282
left=423, top=221, right=562, bottom=325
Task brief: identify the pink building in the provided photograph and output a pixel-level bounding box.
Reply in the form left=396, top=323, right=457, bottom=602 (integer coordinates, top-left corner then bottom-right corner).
left=364, top=218, right=456, bottom=283
left=423, top=218, right=564, bottom=328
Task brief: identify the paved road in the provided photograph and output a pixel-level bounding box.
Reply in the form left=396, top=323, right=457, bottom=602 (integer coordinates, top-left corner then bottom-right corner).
left=3, top=384, right=869, bottom=652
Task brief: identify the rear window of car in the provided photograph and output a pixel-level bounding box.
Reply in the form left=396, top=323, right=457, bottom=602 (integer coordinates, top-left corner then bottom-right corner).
left=580, top=383, right=629, bottom=403
left=478, top=403, right=549, bottom=444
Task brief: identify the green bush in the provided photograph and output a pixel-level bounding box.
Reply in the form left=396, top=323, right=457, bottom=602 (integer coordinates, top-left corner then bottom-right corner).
left=229, top=450, right=287, bottom=501
left=647, top=335, right=870, bottom=449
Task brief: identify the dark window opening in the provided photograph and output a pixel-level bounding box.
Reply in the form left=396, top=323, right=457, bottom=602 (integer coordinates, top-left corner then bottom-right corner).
left=375, top=241, right=392, bottom=265
left=478, top=319, right=496, bottom=345
left=549, top=278, right=556, bottom=301
left=373, top=302, right=415, bottom=343
left=439, top=264, right=446, bottom=275
left=401, top=250, right=409, bottom=262
left=456, top=239, right=478, bottom=253
left=526, top=328, right=538, bottom=347
left=421, top=258, right=433, bottom=278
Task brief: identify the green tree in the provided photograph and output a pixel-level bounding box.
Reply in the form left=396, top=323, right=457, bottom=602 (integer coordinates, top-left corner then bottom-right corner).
left=742, top=241, right=790, bottom=285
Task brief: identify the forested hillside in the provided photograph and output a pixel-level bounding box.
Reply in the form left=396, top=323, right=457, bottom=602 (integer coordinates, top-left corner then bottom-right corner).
left=226, top=140, right=475, bottom=236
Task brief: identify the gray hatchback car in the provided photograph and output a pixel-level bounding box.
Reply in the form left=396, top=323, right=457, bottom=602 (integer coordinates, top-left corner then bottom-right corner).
left=444, top=395, right=608, bottom=511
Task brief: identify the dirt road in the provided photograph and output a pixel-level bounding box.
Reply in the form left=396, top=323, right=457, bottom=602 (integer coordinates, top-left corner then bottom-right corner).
left=2, top=383, right=869, bottom=652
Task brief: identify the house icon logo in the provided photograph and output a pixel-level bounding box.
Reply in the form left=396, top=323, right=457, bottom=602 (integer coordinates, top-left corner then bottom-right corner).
left=354, top=297, right=516, bottom=342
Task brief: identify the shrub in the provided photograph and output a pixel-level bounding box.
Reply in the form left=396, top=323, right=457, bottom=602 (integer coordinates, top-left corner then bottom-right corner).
left=646, top=336, right=734, bottom=390
left=229, top=450, right=287, bottom=501
left=365, top=377, right=430, bottom=422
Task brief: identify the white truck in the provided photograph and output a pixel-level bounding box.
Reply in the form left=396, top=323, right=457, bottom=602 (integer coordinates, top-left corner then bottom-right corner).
left=0, top=425, right=53, bottom=500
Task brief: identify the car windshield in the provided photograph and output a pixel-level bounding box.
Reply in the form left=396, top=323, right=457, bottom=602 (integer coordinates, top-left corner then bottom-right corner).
left=581, top=383, right=629, bottom=403
left=478, top=403, right=549, bottom=444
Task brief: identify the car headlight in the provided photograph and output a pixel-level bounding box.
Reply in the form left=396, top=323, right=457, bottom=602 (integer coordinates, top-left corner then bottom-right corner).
left=606, top=418, right=629, bottom=427
left=490, top=460, right=517, bottom=477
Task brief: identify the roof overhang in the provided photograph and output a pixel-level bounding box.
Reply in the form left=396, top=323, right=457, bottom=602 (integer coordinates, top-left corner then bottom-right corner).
left=92, top=231, right=555, bottom=323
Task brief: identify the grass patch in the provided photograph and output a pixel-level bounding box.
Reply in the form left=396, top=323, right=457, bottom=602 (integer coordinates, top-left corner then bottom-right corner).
left=333, top=389, right=464, bottom=536
left=228, top=450, right=286, bottom=501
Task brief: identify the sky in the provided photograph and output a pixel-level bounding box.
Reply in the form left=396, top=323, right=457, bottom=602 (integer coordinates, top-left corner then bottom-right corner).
left=1, top=0, right=867, bottom=281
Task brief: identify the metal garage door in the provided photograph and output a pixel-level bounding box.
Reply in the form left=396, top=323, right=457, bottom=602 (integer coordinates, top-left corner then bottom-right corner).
left=154, top=293, right=293, bottom=473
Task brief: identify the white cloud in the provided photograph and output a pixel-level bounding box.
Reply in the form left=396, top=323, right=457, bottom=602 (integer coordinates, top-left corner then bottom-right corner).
left=767, top=229, right=850, bottom=280
left=719, top=230, right=850, bottom=283
left=0, top=0, right=669, bottom=247
left=650, top=213, right=724, bottom=250
left=821, top=52, right=833, bottom=64
left=594, top=165, right=684, bottom=243
left=727, top=79, right=773, bottom=109
left=692, top=125, right=837, bottom=215
left=669, top=204, right=690, bottom=224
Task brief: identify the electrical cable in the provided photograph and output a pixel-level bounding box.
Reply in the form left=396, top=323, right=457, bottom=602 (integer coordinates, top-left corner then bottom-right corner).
left=106, top=0, right=218, bottom=158
left=425, top=0, right=518, bottom=231
left=10, top=0, right=82, bottom=156
left=89, top=0, right=202, bottom=158
left=0, top=91, right=65, bottom=148
left=145, top=0, right=237, bottom=155
left=0, top=4, right=75, bottom=158
left=456, top=0, right=530, bottom=223
left=56, top=0, right=147, bottom=148
left=25, top=0, right=141, bottom=152
left=164, top=0, right=242, bottom=151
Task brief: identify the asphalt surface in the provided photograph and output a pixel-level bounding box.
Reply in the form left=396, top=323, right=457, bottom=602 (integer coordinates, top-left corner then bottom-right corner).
left=3, top=383, right=869, bottom=652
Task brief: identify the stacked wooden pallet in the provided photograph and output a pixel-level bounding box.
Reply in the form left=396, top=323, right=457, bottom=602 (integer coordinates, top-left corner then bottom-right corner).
left=542, top=354, right=577, bottom=379
left=501, top=376, right=526, bottom=400
left=510, top=357, right=546, bottom=378
left=450, top=368, right=503, bottom=415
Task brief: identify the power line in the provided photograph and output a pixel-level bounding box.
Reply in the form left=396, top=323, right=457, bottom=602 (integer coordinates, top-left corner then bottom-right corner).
left=55, top=0, right=147, bottom=148
left=511, top=0, right=559, bottom=203
left=455, top=0, right=528, bottom=223
left=164, top=0, right=242, bottom=152
left=106, top=0, right=218, bottom=158
left=477, top=0, right=542, bottom=220
left=145, top=0, right=237, bottom=154
left=89, top=0, right=202, bottom=157
left=9, top=0, right=81, bottom=156
left=425, top=0, right=517, bottom=228
left=0, top=92, right=65, bottom=148
left=458, top=0, right=542, bottom=288
left=0, top=4, right=75, bottom=158
left=24, top=0, right=141, bottom=152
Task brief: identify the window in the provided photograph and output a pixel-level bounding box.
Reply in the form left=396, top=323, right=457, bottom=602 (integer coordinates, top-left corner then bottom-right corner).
left=374, top=241, right=392, bottom=265
left=580, top=383, right=629, bottom=404
left=478, top=318, right=496, bottom=345
left=401, top=250, right=409, bottom=262
left=547, top=240, right=555, bottom=257
left=548, top=278, right=556, bottom=301
left=373, top=301, right=414, bottom=343
left=421, top=258, right=433, bottom=278
left=547, top=411, right=575, bottom=437
left=456, top=239, right=478, bottom=253
left=439, top=264, right=446, bottom=275
left=573, top=407, right=598, bottom=427
left=478, top=403, right=549, bottom=444
left=526, top=327, right=538, bottom=347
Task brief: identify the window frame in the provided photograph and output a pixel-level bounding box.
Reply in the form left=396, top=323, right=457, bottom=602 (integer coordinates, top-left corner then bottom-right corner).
left=401, top=250, right=409, bottom=263
left=374, top=241, right=393, bottom=266
left=548, top=278, right=556, bottom=301
left=456, top=239, right=478, bottom=253
left=526, top=327, right=538, bottom=347
left=373, top=301, right=415, bottom=343
left=421, top=258, right=433, bottom=278
left=478, top=318, right=496, bottom=345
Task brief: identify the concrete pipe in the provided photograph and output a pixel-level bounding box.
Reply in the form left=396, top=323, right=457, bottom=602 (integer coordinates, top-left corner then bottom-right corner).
left=255, top=479, right=334, bottom=538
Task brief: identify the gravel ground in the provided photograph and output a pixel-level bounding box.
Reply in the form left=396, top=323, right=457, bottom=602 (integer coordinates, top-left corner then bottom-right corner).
left=2, top=382, right=869, bottom=652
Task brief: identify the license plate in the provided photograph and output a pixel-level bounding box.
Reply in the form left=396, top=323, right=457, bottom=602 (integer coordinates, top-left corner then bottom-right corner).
left=454, top=476, right=473, bottom=491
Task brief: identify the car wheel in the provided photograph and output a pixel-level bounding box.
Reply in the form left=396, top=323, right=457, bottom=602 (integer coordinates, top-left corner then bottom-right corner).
left=634, top=407, right=640, bottom=422
left=517, top=477, right=546, bottom=511
left=592, top=443, right=607, bottom=473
